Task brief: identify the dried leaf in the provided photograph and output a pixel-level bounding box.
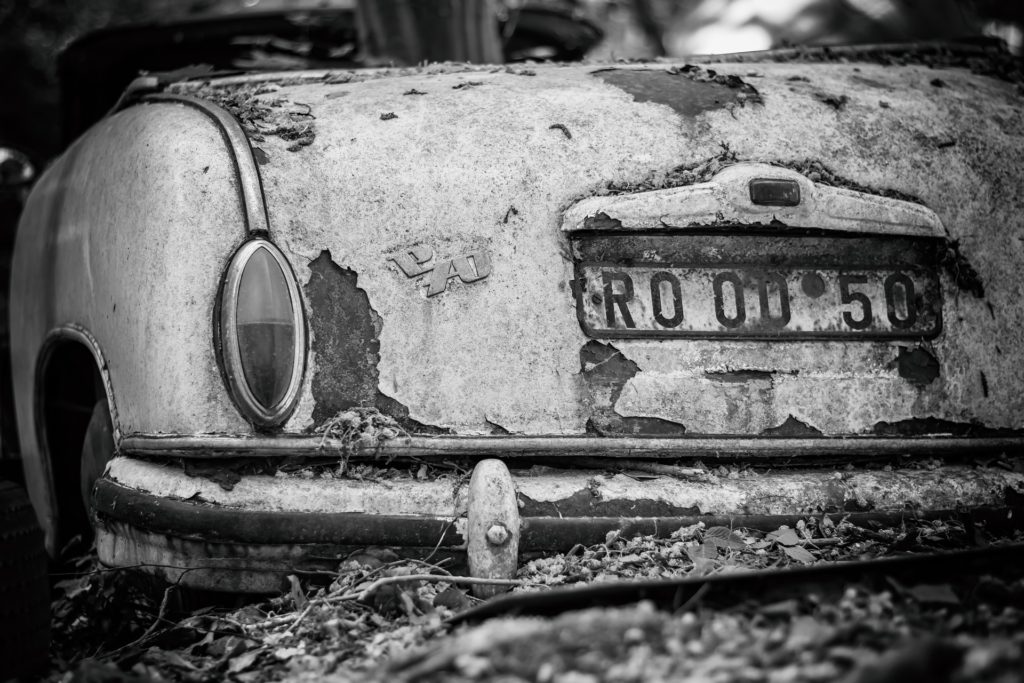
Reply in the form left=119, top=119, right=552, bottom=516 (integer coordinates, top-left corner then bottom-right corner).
left=228, top=650, right=260, bottom=674
left=783, top=544, right=816, bottom=564
left=434, top=587, right=472, bottom=612
left=288, top=575, right=308, bottom=610
left=149, top=649, right=199, bottom=671
left=785, top=615, right=823, bottom=649
left=760, top=599, right=799, bottom=617
left=274, top=646, right=305, bottom=660
left=704, top=526, right=746, bottom=550
left=769, top=527, right=802, bottom=547
left=908, top=583, right=960, bottom=605
left=690, top=556, right=716, bottom=576
left=686, top=542, right=718, bottom=561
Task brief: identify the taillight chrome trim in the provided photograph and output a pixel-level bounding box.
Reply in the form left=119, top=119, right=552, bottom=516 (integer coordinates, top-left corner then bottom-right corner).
left=219, top=239, right=306, bottom=428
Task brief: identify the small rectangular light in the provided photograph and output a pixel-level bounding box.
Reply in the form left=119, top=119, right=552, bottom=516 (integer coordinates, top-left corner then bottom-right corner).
left=749, top=178, right=800, bottom=206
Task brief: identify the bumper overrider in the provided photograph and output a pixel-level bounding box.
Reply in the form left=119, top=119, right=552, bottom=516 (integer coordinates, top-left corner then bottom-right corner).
left=94, top=435, right=1024, bottom=592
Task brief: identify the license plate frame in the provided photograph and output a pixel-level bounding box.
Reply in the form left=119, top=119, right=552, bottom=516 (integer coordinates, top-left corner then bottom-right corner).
left=571, top=232, right=944, bottom=341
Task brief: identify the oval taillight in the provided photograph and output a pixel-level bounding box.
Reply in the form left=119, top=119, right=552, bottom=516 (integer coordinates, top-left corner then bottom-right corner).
left=220, top=239, right=305, bottom=427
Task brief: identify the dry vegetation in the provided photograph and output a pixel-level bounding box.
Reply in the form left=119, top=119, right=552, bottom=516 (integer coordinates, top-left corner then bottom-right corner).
left=47, top=514, right=1024, bottom=682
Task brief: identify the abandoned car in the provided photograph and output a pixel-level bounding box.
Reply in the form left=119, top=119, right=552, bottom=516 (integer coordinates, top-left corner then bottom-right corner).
left=11, top=42, right=1024, bottom=593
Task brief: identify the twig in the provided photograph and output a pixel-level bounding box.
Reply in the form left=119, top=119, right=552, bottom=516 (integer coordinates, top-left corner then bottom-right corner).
left=288, top=601, right=316, bottom=632
left=330, top=574, right=537, bottom=604
left=422, top=518, right=459, bottom=565
left=676, top=582, right=710, bottom=612
left=100, top=583, right=175, bottom=659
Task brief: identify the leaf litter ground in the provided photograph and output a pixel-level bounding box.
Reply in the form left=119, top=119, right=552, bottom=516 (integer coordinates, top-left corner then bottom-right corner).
left=47, top=512, right=1024, bottom=682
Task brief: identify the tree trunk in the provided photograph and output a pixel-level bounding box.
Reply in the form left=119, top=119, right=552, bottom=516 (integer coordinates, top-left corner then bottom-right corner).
left=357, top=0, right=504, bottom=65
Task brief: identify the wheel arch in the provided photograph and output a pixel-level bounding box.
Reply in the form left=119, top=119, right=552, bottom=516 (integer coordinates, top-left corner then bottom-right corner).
left=32, top=324, right=119, bottom=553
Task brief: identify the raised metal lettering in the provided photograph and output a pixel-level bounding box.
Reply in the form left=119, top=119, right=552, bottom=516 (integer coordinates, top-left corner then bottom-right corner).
left=391, top=244, right=435, bottom=277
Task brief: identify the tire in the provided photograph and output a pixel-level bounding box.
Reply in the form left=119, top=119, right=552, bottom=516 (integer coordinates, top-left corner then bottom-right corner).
left=0, top=479, right=50, bottom=680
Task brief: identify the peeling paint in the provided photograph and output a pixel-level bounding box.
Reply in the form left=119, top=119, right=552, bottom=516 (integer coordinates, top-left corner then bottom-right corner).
left=871, top=417, right=1019, bottom=437
left=175, top=81, right=316, bottom=151
left=251, top=147, right=270, bottom=165
left=579, top=341, right=687, bottom=436
left=587, top=415, right=687, bottom=437
left=243, top=62, right=1024, bottom=439
left=940, top=239, right=986, bottom=298
left=485, top=418, right=512, bottom=436
left=581, top=212, right=623, bottom=231
left=373, top=392, right=453, bottom=435
left=770, top=159, right=923, bottom=204
left=896, top=346, right=940, bottom=387
left=761, top=415, right=823, bottom=437
left=518, top=490, right=700, bottom=518
left=814, top=92, right=849, bottom=110
left=705, top=370, right=777, bottom=384
left=580, top=341, right=639, bottom=399
left=579, top=341, right=688, bottom=436
left=602, top=146, right=738, bottom=196
left=594, top=67, right=760, bottom=119
left=305, top=250, right=382, bottom=424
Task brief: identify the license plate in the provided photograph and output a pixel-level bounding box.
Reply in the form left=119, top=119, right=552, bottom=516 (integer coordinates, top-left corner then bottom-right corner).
left=572, top=235, right=943, bottom=340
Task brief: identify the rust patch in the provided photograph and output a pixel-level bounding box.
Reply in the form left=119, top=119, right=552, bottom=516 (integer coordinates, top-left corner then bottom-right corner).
left=872, top=418, right=1020, bottom=437
left=183, top=460, right=242, bottom=491
left=761, top=415, right=823, bottom=437
left=177, top=81, right=316, bottom=151
left=580, top=341, right=686, bottom=436
left=586, top=415, right=686, bottom=437
left=518, top=490, right=700, bottom=518
left=485, top=418, right=512, bottom=436
left=305, top=253, right=450, bottom=434
left=580, top=340, right=639, bottom=397
left=940, top=239, right=985, bottom=298
left=582, top=212, right=623, bottom=231
left=594, top=67, right=761, bottom=119
left=814, top=91, right=849, bottom=110
left=251, top=147, right=270, bottom=165
left=704, top=370, right=775, bottom=383
left=374, top=392, right=453, bottom=435
left=896, top=346, right=940, bottom=387
left=689, top=44, right=1024, bottom=87
left=605, top=144, right=738, bottom=195
left=1005, top=485, right=1024, bottom=507
left=306, top=251, right=382, bottom=424
left=771, top=159, right=923, bottom=205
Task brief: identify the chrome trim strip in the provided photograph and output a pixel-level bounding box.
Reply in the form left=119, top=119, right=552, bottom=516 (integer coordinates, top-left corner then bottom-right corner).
left=121, top=433, right=1024, bottom=459
left=142, top=93, right=270, bottom=236
left=219, top=240, right=306, bottom=426
left=562, top=162, right=945, bottom=238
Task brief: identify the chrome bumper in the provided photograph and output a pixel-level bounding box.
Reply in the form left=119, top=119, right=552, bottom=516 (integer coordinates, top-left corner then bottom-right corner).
left=94, top=454, right=1024, bottom=592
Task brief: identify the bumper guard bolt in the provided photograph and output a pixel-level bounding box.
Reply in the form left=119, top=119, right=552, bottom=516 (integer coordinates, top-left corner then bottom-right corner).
left=486, top=523, right=510, bottom=546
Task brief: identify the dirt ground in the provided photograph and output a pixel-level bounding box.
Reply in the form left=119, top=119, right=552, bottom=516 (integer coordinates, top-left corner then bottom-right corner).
left=45, top=511, right=1024, bottom=682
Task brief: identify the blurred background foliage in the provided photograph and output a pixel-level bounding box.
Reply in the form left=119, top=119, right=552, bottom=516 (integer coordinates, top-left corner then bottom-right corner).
left=1, top=0, right=1021, bottom=160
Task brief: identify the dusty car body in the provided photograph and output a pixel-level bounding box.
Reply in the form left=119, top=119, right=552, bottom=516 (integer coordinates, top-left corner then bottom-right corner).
left=12, top=43, right=1024, bottom=591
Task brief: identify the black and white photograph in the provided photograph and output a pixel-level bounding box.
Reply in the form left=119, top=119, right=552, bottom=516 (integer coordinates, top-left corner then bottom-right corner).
left=1, top=1, right=1023, bottom=680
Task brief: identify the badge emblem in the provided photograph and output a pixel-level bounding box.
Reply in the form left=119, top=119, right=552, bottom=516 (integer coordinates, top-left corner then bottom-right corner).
left=390, top=245, right=491, bottom=297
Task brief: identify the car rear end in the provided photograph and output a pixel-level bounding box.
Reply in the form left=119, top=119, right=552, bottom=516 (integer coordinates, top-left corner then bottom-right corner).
left=94, top=48, right=1024, bottom=591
